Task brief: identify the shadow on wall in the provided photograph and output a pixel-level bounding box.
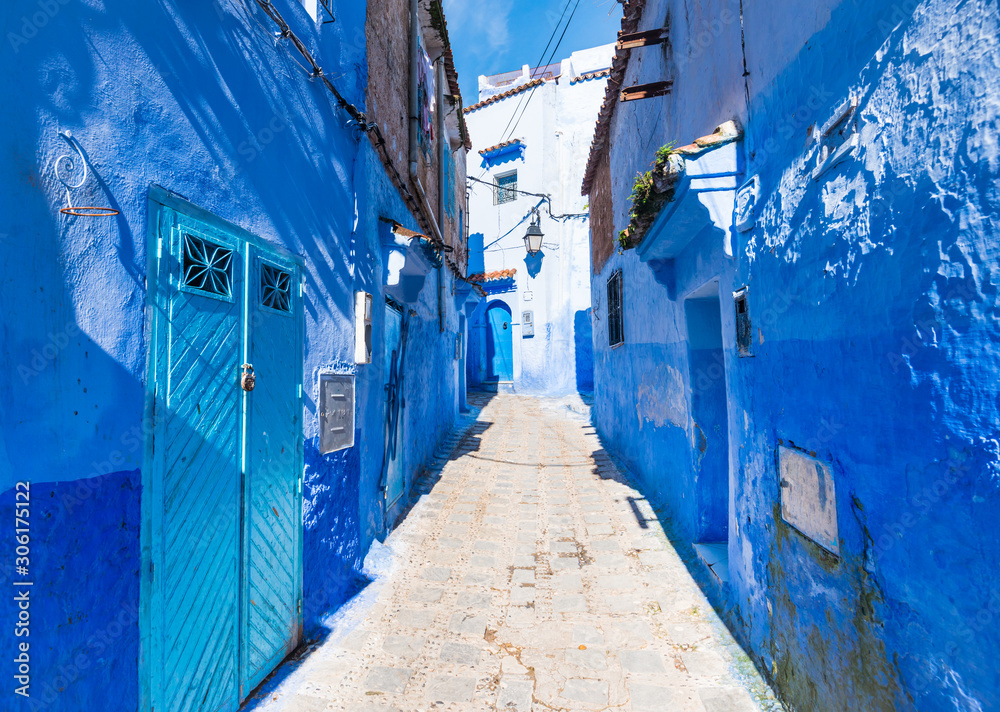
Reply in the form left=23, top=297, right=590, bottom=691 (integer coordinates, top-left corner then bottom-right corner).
left=0, top=473, right=141, bottom=712
left=574, top=309, right=594, bottom=394
left=524, top=250, right=543, bottom=278
left=301, top=439, right=373, bottom=636
left=0, top=1, right=371, bottom=710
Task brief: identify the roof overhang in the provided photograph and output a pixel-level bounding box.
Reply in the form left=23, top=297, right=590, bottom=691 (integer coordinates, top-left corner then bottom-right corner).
left=636, top=140, right=743, bottom=263
left=381, top=220, right=441, bottom=304
left=480, top=140, right=526, bottom=169
left=420, top=0, right=471, bottom=150
left=580, top=0, right=648, bottom=195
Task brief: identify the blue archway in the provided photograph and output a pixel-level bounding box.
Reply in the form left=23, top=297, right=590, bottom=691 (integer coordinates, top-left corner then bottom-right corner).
left=485, top=300, right=514, bottom=382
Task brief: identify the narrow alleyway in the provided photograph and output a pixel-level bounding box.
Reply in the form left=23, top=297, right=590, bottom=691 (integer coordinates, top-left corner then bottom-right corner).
left=249, top=394, right=783, bottom=712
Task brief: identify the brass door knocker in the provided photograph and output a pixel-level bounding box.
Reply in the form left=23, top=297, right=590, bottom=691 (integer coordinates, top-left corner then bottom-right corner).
left=241, top=363, right=256, bottom=392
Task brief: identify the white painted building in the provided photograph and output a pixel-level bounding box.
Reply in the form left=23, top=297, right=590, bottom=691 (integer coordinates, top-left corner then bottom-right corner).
left=463, top=44, right=614, bottom=395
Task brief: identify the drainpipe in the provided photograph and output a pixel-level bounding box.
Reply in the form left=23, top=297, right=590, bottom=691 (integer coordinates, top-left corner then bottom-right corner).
left=408, top=0, right=446, bottom=332
left=436, top=59, right=447, bottom=333
left=408, top=0, right=420, bottom=181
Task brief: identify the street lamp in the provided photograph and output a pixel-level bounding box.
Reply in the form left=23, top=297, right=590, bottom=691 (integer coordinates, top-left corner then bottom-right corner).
left=523, top=208, right=544, bottom=255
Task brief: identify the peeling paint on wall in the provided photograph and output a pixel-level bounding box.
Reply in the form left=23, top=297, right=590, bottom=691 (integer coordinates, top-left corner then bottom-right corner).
left=636, top=363, right=687, bottom=429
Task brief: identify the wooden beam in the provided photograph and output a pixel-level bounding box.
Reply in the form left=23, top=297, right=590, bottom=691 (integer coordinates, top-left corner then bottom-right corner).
left=616, top=28, right=669, bottom=50
left=620, top=81, right=673, bottom=102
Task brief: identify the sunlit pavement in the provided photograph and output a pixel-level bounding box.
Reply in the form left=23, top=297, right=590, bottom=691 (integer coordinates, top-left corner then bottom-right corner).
left=247, top=393, right=784, bottom=712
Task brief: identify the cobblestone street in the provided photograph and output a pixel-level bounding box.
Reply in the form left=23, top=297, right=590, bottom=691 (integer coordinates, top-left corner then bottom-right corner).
left=251, top=394, right=783, bottom=712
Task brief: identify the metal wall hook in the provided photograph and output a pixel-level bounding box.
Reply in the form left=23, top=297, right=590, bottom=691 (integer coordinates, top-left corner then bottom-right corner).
left=55, top=130, right=119, bottom=217
left=55, top=131, right=89, bottom=191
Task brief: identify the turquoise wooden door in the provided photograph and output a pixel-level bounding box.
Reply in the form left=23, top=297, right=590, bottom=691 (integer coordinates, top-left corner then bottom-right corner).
left=486, top=302, right=514, bottom=381
left=150, top=212, right=243, bottom=712
left=383, top=302, right=405, bottom=509
left=241, top=250, right=303, bottom=695
left=143, top=194, right=303, bottom=712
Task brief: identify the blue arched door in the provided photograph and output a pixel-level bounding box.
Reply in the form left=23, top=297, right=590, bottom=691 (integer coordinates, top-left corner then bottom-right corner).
left=486, top=301, right=514, bottom=382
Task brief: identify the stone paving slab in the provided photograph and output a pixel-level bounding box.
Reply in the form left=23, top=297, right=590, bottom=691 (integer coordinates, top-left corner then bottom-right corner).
left=246, top=394, right=785, bottom=712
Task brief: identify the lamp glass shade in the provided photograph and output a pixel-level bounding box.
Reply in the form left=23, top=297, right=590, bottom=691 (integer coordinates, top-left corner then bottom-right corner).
left=524, top=219, right=544, bottom=255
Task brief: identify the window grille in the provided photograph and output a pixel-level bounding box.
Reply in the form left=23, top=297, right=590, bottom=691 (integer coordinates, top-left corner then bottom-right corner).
left=182, top=233, right=233, bottom=299
left=607, top=269, right=624, bottom=347
left=260, top=263, right=292, bottom=313
left=495, top=172, right=518, bottom=205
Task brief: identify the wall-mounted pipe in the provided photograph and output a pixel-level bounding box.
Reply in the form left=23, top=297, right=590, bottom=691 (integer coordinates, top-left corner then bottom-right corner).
left=436, top=59, right=447, bottom=333
left=409, top=0, right=446, bottom=331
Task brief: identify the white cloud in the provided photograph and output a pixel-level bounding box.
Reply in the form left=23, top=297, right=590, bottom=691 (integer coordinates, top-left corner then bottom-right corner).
left=442, top=0, right=513, bottom=65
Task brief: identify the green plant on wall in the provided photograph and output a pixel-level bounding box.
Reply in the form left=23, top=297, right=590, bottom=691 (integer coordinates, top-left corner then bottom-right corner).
left=654, top=141, right=677, bottom=164
left=618, top=141, right=681, bottom=250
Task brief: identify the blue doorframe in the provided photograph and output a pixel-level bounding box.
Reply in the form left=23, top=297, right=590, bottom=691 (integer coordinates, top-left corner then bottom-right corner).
left=141, top=187, right=304, bottom=712
left=382, top=301, right=406, bottom=514
left=485, top=300, right=514, bottom=382
left=684, top=290, right=730, bottom=543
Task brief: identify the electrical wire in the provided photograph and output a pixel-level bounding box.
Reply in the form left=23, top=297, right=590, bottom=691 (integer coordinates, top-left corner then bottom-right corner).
left=486, top=0, right=574, bottom=155
left=471, top=0, right=579, bottom=184
left=232, top=0, right=473, bottom=273
left=227, top=0, right=479, bottom=285
left=467, top=175, right=588, bottom=220
left=500, top=0, right=582, bottom=147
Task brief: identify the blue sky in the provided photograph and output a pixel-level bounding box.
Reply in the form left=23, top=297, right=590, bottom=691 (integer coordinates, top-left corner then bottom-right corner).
left=442, top=0, right=624, bottom=104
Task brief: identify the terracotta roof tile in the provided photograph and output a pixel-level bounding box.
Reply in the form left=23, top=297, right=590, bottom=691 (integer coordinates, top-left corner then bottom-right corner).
left=478, top=139, right=524, bottom=156
left=673, top=143, right=701, bottom=156
left=467, top=269, right=517, bottom=283
left=464, top=79, right=545, bottom=114
left=649, top=122, right=743, bottom=159
left=570, top=68, right=611, bottom=84
left=581, top=117, right=742, bottom=197
left=431, top=1, right=473, bottom=150
left=391, top=223, right=430, bottom=241
left=581, top=0, right=648, bottom=195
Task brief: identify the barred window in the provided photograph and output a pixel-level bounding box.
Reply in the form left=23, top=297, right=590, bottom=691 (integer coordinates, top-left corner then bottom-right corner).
left=607, top=269, right=624, bottom=347
left=495, top=172, right=518, bottom=205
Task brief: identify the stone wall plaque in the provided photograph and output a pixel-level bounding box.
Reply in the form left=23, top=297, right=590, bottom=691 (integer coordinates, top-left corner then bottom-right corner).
left=778, top=445, right=839, bottom=555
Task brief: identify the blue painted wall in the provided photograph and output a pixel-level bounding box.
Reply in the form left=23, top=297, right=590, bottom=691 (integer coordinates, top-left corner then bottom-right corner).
left=589, top=0, right=1000, bottom=710
left=352, top=141, right=464, bottom=535
left=0, top=0, right=463, bottom=708
left=0, top=471, right=140, bottom=712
